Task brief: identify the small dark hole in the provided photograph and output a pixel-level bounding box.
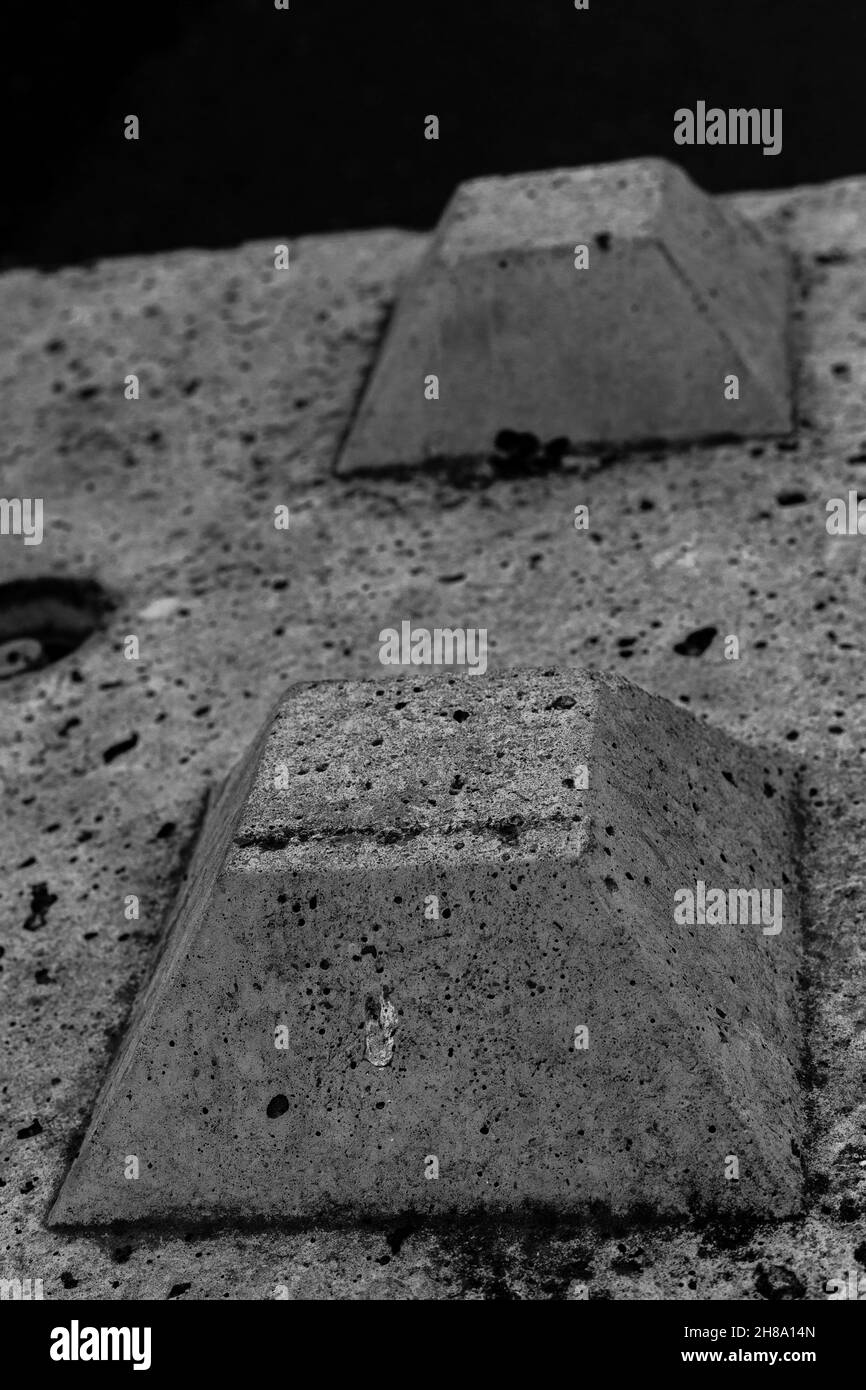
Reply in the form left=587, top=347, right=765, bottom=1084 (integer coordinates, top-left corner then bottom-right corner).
left=673, top=626, right=717, bottom=657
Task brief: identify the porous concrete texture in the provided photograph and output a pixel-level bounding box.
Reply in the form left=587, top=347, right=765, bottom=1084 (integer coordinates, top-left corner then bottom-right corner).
left=50, top=670, right=802, bottom=1225
left=1, top=170, right=866, bottom=1297
left=337, top=159, right=792, bottom=475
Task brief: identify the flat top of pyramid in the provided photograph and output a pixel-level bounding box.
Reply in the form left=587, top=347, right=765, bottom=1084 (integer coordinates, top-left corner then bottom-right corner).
left=232, top=668, right=598, bottom=851
left=435, top=158, right=690, bottom=261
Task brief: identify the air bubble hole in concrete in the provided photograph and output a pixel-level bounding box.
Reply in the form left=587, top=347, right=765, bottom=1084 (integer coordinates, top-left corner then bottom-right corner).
left=0, top=577, right=113, bottom=681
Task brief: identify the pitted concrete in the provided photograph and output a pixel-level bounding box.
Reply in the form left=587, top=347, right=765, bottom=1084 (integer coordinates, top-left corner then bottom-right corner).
left=50, top=669, right=802, bottom=1225
left=1, top=174, right=865, bottom=1296
left=337, top=159, right=791, bottom=475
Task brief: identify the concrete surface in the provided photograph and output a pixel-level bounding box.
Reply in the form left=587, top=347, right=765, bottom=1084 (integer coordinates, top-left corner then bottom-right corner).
left=50, top=669, right=802, bottom=1224
left=1, top=169, right=866, bottom=1296
left=337, top=160, right=791, bottom=474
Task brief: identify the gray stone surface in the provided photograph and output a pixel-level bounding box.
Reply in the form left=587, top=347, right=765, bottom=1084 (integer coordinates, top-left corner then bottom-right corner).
left=49, top=670, right=802, bottom=1225
left=1, top=172, right=865, bottom=1296
left=337, top=159, right=791, bottom=474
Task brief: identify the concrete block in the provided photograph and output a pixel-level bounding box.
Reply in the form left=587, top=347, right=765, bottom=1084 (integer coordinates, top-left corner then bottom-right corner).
left=336, top=159, right=792, bottom=475
left=50, top=669, right=804, bottom=1226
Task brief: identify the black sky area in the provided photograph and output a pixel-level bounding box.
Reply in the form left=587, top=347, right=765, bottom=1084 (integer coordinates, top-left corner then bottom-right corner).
left=1, top=0, right=861, bottom=269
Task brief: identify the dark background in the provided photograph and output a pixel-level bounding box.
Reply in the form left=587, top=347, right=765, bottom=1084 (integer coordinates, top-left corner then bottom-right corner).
left=2, top=0, right=861, bottom=269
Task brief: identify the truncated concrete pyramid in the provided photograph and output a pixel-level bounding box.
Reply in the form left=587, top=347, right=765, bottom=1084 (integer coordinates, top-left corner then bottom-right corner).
left=50, top=670, right=804, bottom=1226
left=336, top=159, right=792, bottom=474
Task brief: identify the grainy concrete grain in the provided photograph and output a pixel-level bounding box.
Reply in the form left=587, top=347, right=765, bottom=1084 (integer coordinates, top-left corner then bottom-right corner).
left=0, top=176, right=865, bottom=1296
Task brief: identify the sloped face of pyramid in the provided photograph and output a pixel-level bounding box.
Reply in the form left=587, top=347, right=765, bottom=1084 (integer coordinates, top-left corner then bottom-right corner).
left=50, top=670, right=803, bottom=1227
left=336, top=158, right=791, bottom=475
